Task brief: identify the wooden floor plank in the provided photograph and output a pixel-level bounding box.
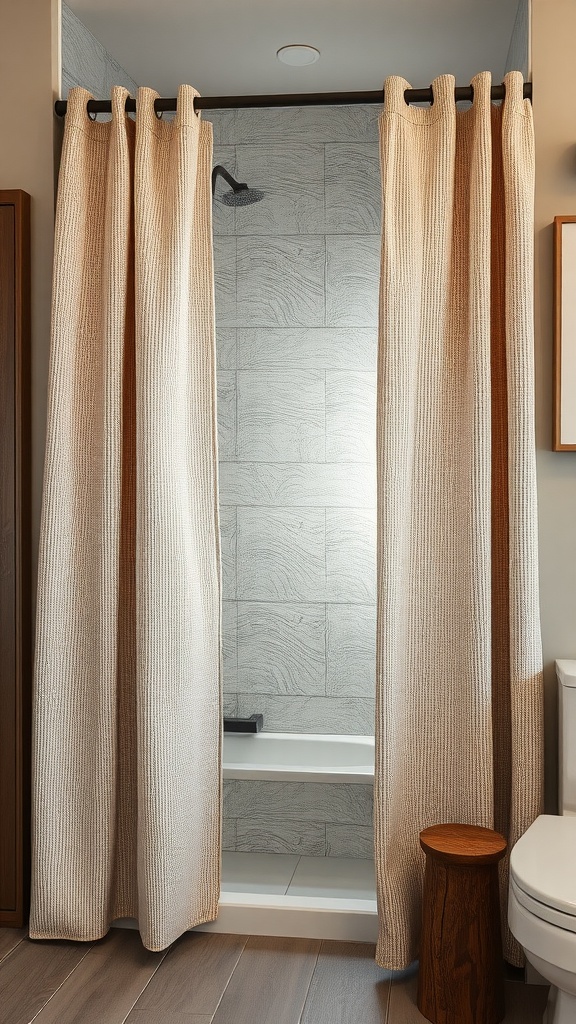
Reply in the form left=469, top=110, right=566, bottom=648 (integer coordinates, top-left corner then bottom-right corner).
left=0, top=937, right=92, bottom=1024
left=127, top=931, right=247, bottom=1019
left=0, top=928, right=27, bottom=964
left=211, top=936, right=320, bottom=1024
left=31, top=929, right=166, bottom=1024
left=126, top=1014, right=211, bottom=1024
left=301, top=941, right=390, bottom=1024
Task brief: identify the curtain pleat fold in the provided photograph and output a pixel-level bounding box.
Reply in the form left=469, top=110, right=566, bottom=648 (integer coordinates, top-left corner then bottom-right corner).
left=375, top=71, right=543, bottom=969
left=30, top=84, right=221, bottom=951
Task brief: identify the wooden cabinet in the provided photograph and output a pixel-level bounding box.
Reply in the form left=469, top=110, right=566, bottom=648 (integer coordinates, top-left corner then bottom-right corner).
left=0, top=190, right=31, bottom=927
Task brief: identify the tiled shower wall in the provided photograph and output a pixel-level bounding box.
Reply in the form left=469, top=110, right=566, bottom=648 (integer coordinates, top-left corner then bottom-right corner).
left=61, top=3, right=138, bottom=98
left=208, top=105, right=381, bottom=738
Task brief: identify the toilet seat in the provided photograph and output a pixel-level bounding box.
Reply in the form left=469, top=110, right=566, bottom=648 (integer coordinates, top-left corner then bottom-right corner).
left=511, top=877, right=576, bottom=934
left=510, top=815, right=576, bottom=920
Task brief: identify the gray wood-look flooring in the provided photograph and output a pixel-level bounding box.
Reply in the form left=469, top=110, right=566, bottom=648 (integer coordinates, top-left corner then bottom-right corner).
left=0, top=927, right=548, bottom=1024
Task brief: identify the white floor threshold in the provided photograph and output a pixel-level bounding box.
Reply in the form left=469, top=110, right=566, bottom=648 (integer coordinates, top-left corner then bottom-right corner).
left=198, top=890, right=378, bottom=942
left=114, top=853, right=379, bottom=943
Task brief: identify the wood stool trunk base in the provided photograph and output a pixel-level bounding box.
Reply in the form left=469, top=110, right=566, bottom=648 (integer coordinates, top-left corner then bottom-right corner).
left=417, top=856, right=505, bottom=1024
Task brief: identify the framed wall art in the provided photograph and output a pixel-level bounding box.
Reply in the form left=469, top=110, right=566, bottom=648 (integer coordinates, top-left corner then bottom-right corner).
left=553, top=215, right=576, bottom=451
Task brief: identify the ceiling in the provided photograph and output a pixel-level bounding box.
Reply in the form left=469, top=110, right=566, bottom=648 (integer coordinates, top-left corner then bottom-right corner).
left=67, top=0, right=521, bottom=98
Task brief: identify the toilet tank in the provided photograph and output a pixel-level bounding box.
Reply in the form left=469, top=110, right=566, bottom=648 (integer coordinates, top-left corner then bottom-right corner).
left=556, top=660, right=576, bottom=815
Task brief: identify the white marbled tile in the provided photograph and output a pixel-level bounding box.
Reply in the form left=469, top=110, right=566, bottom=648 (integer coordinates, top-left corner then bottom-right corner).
left=213, top=236, right=237, bottom=329
left=203, top=108, right=237, bottom=146
left=326, top=604, right=376, bottom=698
left=236, top=370, right=325, bottom=462
left=325, top=371, right=377, bottom=463
left=62, top=3, right=107, bottom=97
left=217, top=370, right=236, bottom=460
left=236, top=507, right=325, bottom=602
left=236, top=817, right=326, bottom=856
left=325, top=144, right=381, bottom=234
left=224, top=779, right=373, bottom=825
left=219, top=506, right=237, bottom=600
left=234, top=145, right=324, bottom=235
left=326, top=824, right=374, bottom=859
left=236, top=237, right=325, bottom=328
left=212, top=146, right=236, bottom=236
left=237, top=602, right=326, bottom=695
left=221, top=851, right=299, bottom=895
left=216, top=329, right=237, bottom=370
left=326, top=509, right=377, bottom=603
left=237, top=329, right=377, bottom=372
left=287, top=856, right=376, bottom=900
left=325, top=235, right=381, bottom=328
left=223, top=105, right=380, bottom=145
left=222, top=817, right=237, bottom=852
left=219, top=462, right=376, bottom=509
left=222, top=600, right=238, bottom=693
left=223, top=692, right=238, bottom=717
left=236, top=694, right=375, bottom=736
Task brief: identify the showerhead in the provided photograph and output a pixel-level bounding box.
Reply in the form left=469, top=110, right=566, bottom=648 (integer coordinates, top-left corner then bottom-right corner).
left=220, top=188, right=266, bottom=207
left=212, top=164, right=265, bottom=207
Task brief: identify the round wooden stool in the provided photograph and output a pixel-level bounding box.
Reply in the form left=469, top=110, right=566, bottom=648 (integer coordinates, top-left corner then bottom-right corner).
left=417, top=823, right=507, bottom=1024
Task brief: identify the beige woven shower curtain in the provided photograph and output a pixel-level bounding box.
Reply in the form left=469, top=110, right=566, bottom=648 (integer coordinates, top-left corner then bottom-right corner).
left=30, top=85, right=221, bottom=951
left=375, top=71, right=543, bottom=969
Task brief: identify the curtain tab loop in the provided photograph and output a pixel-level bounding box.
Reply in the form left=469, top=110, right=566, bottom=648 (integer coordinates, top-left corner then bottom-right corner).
left=111, top=86, right=130, bottom=123
left=469, top=72, right=491, bottom=111
left=383, top=76, right=414, bottom=114
left=503, top=71, right=528, bottom=115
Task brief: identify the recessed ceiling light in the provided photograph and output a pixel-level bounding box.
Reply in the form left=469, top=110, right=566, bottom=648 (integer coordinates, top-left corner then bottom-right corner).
left=276, top=45, right=320, bottom=67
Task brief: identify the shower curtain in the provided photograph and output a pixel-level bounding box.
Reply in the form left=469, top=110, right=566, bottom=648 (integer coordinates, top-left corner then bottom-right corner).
left=375, top=71, right=543, bottom=969
left=30, top=85, right=221, bottom=951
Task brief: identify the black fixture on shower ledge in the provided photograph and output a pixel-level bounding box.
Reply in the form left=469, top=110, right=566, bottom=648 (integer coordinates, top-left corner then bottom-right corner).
left=211, top=164, right=265, bottom=207
left=223, top=714, right=264, bottom=734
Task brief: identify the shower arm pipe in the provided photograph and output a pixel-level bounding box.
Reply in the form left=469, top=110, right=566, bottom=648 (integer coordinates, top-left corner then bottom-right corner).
left=212, top=164, right=247, bottom=194
left=53, top=82, right=532, bottom=118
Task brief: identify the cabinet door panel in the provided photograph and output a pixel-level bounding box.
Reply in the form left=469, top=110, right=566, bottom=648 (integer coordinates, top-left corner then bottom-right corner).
left=0, top=190, right=31, bottom=926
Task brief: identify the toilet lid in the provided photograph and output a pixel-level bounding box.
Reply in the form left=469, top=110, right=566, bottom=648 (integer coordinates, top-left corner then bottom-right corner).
left=510, top=815, right=576, bottom=918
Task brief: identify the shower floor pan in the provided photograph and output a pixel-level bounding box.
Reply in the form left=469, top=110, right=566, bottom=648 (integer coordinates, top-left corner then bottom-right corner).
left=196, top=852, right=378, bottom=943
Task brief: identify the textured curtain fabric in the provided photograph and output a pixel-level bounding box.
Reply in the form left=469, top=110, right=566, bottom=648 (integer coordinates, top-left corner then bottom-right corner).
left=30, top=85, right=221, bottom=951
left=375, top=71, right=543, bottom=970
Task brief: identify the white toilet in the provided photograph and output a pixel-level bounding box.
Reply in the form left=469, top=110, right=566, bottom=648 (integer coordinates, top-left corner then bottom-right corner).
left=509, top=660, right=576, bottom=1024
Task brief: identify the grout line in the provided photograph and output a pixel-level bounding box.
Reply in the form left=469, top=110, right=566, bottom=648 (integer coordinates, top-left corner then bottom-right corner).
left=225, top=599, right=375, bottom=606
left=204, top=934, right=250, bottom=1022
left=218, top=458, right=376, bottom=465
left=285, top=854, right=302, bottom=895
left=324, top=601, right=328, bottom=696
left=117, top=941, right=174, bottom=1024
left=322, top=143, right=327, bottom=235
left=218, top=231, right=380, bottom=239
left=298, top=942, right=322, bottom=1024
left=26, top=940, right=96, bottom=1023
left=233, top=368, right=238, bottom=460
left=0, top=931, right=27, bottom=967
left=384, top=968, right=392, bottom=1024
left=234, top=599, right=239, bottom=689
left=232, top=506, right=238, bottom=602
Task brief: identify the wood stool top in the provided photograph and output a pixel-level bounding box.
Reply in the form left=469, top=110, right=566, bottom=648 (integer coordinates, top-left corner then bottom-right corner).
left=419, top=823, right=507, bottom=865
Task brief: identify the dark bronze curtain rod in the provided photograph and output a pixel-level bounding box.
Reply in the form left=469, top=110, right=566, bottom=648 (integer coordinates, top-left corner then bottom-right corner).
left=54, top=82, right=532, bottom=118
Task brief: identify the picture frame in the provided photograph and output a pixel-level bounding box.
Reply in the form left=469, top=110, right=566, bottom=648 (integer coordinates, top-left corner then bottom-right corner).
left=553, top=215, right=576, bottom=451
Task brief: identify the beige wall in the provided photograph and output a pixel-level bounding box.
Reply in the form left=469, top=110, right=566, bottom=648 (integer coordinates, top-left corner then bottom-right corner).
left=532, top=0, right=576, bottom=810
left=0, top=0, right=60, bottom=574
